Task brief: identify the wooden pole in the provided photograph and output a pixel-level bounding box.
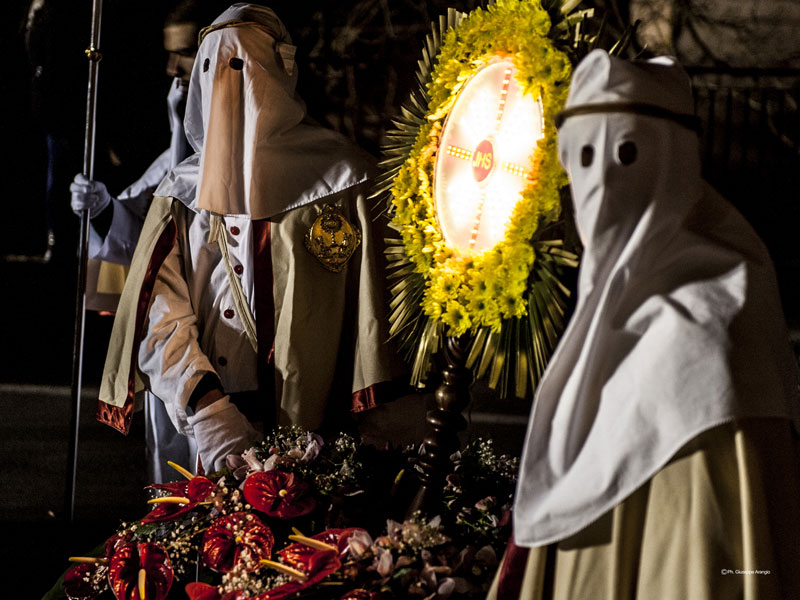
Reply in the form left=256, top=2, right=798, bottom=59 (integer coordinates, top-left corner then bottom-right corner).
left=407, top=335, right=473, bottom=516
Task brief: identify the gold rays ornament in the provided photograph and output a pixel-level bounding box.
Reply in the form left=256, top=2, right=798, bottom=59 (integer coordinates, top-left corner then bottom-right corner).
left=372, top=0, right=610, bottom=399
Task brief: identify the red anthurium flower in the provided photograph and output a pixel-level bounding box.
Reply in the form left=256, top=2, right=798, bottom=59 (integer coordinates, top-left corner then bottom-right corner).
left=258, top=550, right=341, bottom=599
left=185, top=582, right=221, bottom=600
left=188, top=475, right=216, bottom=500
left=243, top=471, right=316, bottom=519
left=64, top=563, right=105, bottom=600
left=185, top=583, right=249, bottom=600
left=145, top=480, right=189, bottom=496
left=202, top=512, right=275, bottom=573
left=141, top=476, right=215, bottom=524
left=279, top=528, right=366, bottom=571
left=104, top=532, right=132, bottom=557
left=64, top=532, right=133, bottom=600
left=108, top=542, right=173, bottom=600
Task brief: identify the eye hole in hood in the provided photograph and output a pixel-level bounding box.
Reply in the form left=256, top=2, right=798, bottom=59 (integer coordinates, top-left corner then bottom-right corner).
left=580, top=145, right=594, bottom=167
left=617, top=141, right=637, bottom=165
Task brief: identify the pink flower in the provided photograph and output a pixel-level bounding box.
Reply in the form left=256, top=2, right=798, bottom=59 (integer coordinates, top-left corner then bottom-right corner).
left=417, top=564, right=455, bottom=599
left=474, top=496, right=496, bottom=511
left=227, top=447, right=266, bottom=480
left=299, top=432, right=324, bottom=462
left=243, top=471, right=315, bottom=519
left=346, top=530, right=374, bottom=559
left=375, top=548, right=394, bottom=578
left=202, top=513, right=275, bottom=573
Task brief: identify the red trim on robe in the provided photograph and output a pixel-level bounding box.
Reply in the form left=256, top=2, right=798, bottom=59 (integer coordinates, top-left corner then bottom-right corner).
left=96, top=219, right=178, bottom=435
left=351, top=383, right=386, bottom=413
left=495, top=535, right=531, bottom=599
left=252, top=219, right=276, bottom=429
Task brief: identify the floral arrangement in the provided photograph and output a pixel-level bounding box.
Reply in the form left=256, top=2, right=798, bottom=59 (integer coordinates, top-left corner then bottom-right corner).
left=391, top=0, right=571, bottom=333
left=54, top=427, right=518, bottom=600
left=371, top=0, right=592, bottom=399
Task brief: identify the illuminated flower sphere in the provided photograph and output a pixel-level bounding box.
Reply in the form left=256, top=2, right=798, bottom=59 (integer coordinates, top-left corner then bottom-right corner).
left=374, top=0, right=581, bottom=398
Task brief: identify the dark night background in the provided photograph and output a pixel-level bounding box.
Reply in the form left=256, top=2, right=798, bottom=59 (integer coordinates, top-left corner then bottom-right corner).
left=0, top=1, right=798, bottom=597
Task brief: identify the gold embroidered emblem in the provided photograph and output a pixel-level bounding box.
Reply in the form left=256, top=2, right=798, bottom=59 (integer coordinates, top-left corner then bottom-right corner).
left=304, top=204, right=361, bottom=272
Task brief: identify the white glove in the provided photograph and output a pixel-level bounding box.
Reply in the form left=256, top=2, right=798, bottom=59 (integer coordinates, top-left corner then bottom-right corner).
left=187, top=395, right=261, bottom=473
left=70, top=173, right=112, bottom=218
left=166, top=76, right=188, bottom=131
left=167, top=77, right=191, bottom=168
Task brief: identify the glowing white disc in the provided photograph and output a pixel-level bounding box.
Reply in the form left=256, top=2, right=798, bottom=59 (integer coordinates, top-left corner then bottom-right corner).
left=433, top=60, right=545, bottom=252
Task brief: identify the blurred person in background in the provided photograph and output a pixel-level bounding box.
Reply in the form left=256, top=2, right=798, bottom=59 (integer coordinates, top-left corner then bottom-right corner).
left=70, top=0, right=230, bottom=483
left=24, top=0, right=87, bottom=262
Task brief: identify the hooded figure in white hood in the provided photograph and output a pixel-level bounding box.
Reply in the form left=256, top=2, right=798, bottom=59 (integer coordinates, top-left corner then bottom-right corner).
left=94, top=4, right=400, bottom=473
left=489, top=50, right=800, bottom=600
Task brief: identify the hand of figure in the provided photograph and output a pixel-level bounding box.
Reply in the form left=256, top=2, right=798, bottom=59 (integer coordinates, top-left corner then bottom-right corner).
left=167, top=76, right=189, bottom=129
left=187, top=395, right=262, bottom=473
left=69, top=173, right=111, bottom=218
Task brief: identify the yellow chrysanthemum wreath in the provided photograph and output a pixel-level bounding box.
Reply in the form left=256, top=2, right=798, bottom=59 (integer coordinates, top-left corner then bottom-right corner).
left=375, top=0, right=593, bottom=397
left=392, top=0, right=571, bottom=335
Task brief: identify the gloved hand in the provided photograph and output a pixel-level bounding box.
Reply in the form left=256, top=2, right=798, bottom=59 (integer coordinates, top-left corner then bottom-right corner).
left=70, top=173, right=112, bottom=218
left=166, top=76, right=188, bottom=131
left=187, top=395, right=261, bottom=473
left=167, top=77, right=191, bottom=168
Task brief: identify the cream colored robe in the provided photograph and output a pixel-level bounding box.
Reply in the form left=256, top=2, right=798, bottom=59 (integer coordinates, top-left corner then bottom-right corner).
left=97, top=182, right=398, bottom=437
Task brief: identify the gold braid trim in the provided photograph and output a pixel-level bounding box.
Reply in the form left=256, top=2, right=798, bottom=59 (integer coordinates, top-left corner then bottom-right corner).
left=208, top=214, right=259, bottom=353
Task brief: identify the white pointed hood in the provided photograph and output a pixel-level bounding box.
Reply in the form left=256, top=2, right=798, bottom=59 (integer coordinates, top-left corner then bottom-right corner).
left=512, top=50, right=800, bottom=547
left=156, top=3, right=373, bottom=217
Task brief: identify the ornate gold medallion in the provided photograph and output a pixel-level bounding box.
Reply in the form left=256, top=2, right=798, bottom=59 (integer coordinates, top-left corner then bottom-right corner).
left=304, top=204, right=361, bottom=272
